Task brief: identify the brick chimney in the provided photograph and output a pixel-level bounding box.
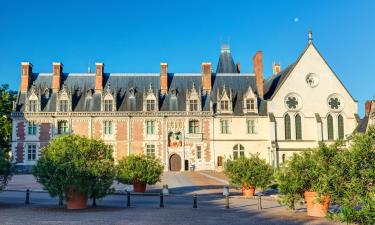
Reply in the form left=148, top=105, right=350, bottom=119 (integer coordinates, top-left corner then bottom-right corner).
left=272, top=62, right=281, bottom=75
left=20, top=62, right=32, bottom=93
left=202, top=62, right=212, bottom=93
left=365, top=100, right=372, bottom=116
left=160, top=63, right=168, bottom=94
left=253, top=51, right=263, bottom=98
left=95, top=63, right=104, bottom=93
left=236, top=62, right=241, bottom=73
left=52, top=62, right=62, bottom=93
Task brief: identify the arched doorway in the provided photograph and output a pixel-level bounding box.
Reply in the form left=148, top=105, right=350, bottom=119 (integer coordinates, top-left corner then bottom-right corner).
left=169, top=154, right=181, bottom=171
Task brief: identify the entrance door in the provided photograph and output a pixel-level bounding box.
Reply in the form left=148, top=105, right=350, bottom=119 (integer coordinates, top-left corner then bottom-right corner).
left=169, top=154, right=181, bottom=171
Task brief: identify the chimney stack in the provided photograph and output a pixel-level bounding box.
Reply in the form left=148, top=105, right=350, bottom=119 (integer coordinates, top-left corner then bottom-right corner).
left=160, top=63, right=168, bottom=94
left=20, top=62, right=32, bottom=93
left=95, top=63, right=104, bottom=93
left=52, top=62, right=62, bottom=93
left=202, top=62, right=212, bottom=93
left=253, top=51, right=263, bottom=98
left=272, top=62, right=281, bottom=75
left=236, top=62, right=241, bottom=73
left=365, top=100, right=372, bottom=116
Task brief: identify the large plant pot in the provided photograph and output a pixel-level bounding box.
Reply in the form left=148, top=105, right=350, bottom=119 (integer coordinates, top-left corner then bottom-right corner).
left=133, top=181, right=147, bottom=193
left=304, top=191, right=330, bottom=217
left=242, top=185, right=255, bottom=197
left=66, top=191, right=88, bottom=210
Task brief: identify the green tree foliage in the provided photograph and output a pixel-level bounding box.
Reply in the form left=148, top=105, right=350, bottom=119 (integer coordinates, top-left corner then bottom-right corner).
left=329, top=126, right=375, bottom=224
left=224, top=153, right=274, bottom=190
left=33, top=135, right=116, bottom=201
left=276, top=143, right=340, bottom=210
left=116, top=154, right=164, bottom=185
left=0, top=84, right=16, bottom=191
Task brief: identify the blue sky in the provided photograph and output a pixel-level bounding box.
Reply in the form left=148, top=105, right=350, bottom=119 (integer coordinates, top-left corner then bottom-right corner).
left=0, top=0, right=374, bottom=116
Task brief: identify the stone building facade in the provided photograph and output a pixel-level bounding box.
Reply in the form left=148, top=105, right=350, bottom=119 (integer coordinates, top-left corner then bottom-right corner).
left=12, top=33, right=359, bottom=172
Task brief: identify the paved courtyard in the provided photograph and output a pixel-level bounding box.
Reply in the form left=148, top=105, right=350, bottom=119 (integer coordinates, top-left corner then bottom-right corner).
left=0, top=172, right=343, bottom=225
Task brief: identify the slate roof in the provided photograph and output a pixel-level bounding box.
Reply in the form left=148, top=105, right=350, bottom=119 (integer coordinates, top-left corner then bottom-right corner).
left=15, top=72, right=266, bottom=116
left=216, top=46, right=238, bottom=74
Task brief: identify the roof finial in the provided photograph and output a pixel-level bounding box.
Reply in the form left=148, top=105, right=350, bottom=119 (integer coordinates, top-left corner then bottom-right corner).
left=308, top=30, right=313, bottom=44
left=87, top=63, right=91, bottom=73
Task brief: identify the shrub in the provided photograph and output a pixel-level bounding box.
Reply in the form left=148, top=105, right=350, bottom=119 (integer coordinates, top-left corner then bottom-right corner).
left=224, top=153, right=273, bottom=190
left=0, top=148, right=12, bottom=191
left=117, top=154, right=164, bottom=185
left=33, top=135, right=116, bottom=202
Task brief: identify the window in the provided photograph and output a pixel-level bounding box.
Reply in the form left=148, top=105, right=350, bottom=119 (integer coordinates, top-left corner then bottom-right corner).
left=221, top=100, right=229, bottom=111
left=27, top=144, right=37, bottom=161
left=29, top=100, right=37, bottom=112
left=28, top=121, right=37, bottom=135
left=196, top=146, right=202, bottom=160
left=233, top=144, right=245, bottom=160
left=246, top=99, right=255, bottom=111
left=104, top=121, right=113, bottom=135
left=146, top=144, right=155, bottom=157
left=217, top=156, right=223, bottom=167
left=284, top=114, right=291, bottom=140
left=59, top=100, right=69, bottom=112
left=104, top=100, right=113, bottom=112
left=146, top=121, right=155, bottom=135
left=220, top=120, right=230, bottom=134
left=189, top=99, right=198, bottom=111
left=295, top=114, right=302, bottom=140
left=327, top=115, right=334, bottom=140
left=58, top=121, right=69, bottom=134
left=247, top=120, right=256, bottom=134
left=338, top=114, right=344, bottom=140
left=189, top=120, right=199, bottom=134
left=146, top=99, right=155, bottom=111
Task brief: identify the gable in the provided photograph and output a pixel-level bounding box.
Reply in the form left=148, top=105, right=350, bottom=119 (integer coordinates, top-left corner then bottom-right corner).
left=267, top=43, right=357, bottom=117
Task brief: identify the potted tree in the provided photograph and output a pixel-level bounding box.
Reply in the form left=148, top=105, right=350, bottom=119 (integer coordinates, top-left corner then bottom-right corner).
left=276, top=143, right=339, bottom=217
left=33, top=135, right=116, bottom=209
left=224, top=153, right=273, bottom=197
left=117, top=154, right=164, bottom=193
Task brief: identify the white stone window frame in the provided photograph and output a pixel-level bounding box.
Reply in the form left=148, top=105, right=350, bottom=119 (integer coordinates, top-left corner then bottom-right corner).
left=195, top=145, right=203, bottom=162
left=220, top=118, right=231, bottom=134
left=284, top=93, right=303, bottom=111
left=327, top=93, right=345, bottom=112
left=186, top=84, right=201, bottom=112
left=188, top=118, right=201, bottom=134
left=283, top=112, right=305, bottom=141
left=27, top=120, right=39, bottom=137
left=27, top=93, right=39, bottom=112
left=57, top=89, right=71, bottom=112
left=56, top=119, right=70, bottom=135
left=103, top=93, right=115, bottom=112
left=23, top=142, right=40, bottom=164
left=103, top=120, right=113, bottom=136
left=145, top=95, right=157, bottom=112
left=246, top=119, right=258, bottom=134
left=144, top=143, right=156, bottom=157
left=144, top=119, right=158, bottom=140
left=217, top=88, right=232, bottom=114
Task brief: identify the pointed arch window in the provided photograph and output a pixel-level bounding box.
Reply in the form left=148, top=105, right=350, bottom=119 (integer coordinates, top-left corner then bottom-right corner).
left=295, top=114, right=302, bottom=140
left=327, top=114, right=334, bottom=140
left=284, top=114, right=291, bottom=140
left=233, top=144, right=245, bottom=160
left=338, top=114, right=344, bottom=140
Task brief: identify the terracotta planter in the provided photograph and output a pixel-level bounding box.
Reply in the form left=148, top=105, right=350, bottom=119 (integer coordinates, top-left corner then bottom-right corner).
left=304, top=191, right=330, bottom=217
left=66, top=190, right=88, bottom=210
left=133, top=181, right=147, bottom=193
left=242, top=185, right=255, bottom=197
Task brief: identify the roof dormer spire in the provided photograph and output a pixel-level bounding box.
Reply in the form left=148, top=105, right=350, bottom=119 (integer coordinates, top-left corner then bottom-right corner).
left=308, top=30, right=313, bottom=44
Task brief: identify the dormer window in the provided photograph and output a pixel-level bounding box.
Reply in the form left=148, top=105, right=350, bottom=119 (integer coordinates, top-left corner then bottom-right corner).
left=243, top=86, right=258, bottom=113
left=186, top=83, right=201, bottom=112
left=57, top=84, right=71, bottom=112
left=104, top=100, right=113, bottom=112
left=221, top=100, right=229, bottom=111
left=144, top=83, right=158, bottom=112
left=59, top=100, right=69, bottom=112
left=246, top=99, right=255, bottom=111
left=189, top=99, right=198, bottom=111
left=146, top=99, right=155, bottom=111
left=29, top=100, right=37, bottom=112
left=217, top=85, right=232, bottom=113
